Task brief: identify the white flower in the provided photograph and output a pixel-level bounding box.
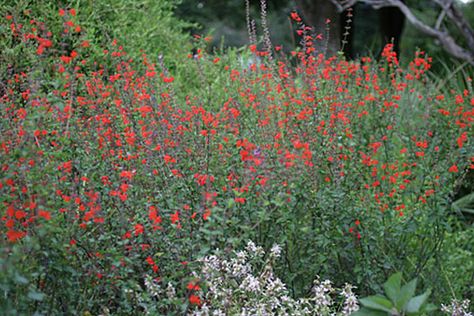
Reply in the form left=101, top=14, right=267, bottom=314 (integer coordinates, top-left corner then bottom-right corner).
left=270, top=244, right=282, bottom=258
left=166, top=282, right=176, bottom=299
left=144, top=275, right=160, bottom=297
left=246, top=240, right=258, bottom=253
left=236, top=250, right=248, bottom=261
left=340, top=283, right=359, bottom=315
left=240, top=274, right=261, bottom=292
left=441, top=299, right=473, bottom=316
left=246, top=240, right=265, bottom=258
left=194, top=241, right=359, bottom=316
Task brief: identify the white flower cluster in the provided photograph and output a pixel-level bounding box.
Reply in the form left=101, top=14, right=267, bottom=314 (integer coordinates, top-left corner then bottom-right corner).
left=441, top=299, right=473, bottom=316
left=143, top=276, right=177, bottom=300
left=141, top=275, right=177, bottom=315
left=191, top=241, right=358, bottom=316
left=311, top=277, right=334, bottom=313
left=340, top=283, right=359, bottom=316
left=144, top=275, right=161, bottom=297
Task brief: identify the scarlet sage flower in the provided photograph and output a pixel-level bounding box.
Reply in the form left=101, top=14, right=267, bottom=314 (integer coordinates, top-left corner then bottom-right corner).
left=234, top=197, right=246, bottom=204
left=60, top=55, right=72, bottom=64
left=449, top=165, right=459, bottom=173
left=170, top=211, right=179, bottom=224
left=146, top=256, right=155, bottom=266
left=457, top=132, right=468, bottom=149
left=189, top=294, right=201, bottom=306
left=163, top=155, right=176, bottom=164
left=290, top=12, right=301, bottom=22
left=149, top=206, right=162, bottom=224
left=203, top=209, right=211, bottom=220
left=162, top=76, right=174, bottom=83
left=120, top=170, right=134, bottom=180
left=15, top=210, right=27, bottom=220
left=134, top=224, right=144, bottom=236
left=38, top=210, right=51, bottom=220
left=7, top=230, right=26, bottom=242
left=187, top=282, right=200, bottom=291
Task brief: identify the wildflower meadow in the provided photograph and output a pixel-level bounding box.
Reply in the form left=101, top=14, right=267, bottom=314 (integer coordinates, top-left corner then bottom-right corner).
left=0, top=1, right=473, bottom=315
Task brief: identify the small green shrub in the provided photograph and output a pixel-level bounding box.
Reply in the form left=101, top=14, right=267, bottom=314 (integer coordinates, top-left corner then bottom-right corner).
left=190, top=241, right=360, bottom=315
left=352, top=272, right=436, bottom=316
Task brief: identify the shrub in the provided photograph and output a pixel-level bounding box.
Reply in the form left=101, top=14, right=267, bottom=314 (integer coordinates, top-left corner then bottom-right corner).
left=0, top=6, right=472, bottom=315
left=353, top=272, right=436, bottom=316
left=191, top=241, right=360, bottom=315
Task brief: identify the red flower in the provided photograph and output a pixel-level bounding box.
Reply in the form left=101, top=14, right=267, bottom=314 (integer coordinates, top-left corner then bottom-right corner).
left=15, top=210, right=27, bottom=220
left=170, top=211, right=179, bottom=224
left=234, top=197, right=246, bottom=204
left=146, top=256, right=155, bottom=265
left=189, top=294, right=201, bottom=305
left=203, top=209, right=211, bottom=221
left=163, top=76, right=174, bottom=83
left=60, top=55, right=72, bottom=64
left=38, top=210, right=51, bottom=220
left=120, top=170, right=134, bottom=180
left=134, top=224, right=144, bottom=236
left=290, top=12, right=301, bottom=22
left=187, top=282, right=200, bottom=291
left=457, top=132, right=468, bottom=149
left=7, top=230, right=26, bottom=242
left=448, top=165, right=459, bottom=173
left=149, top=206, right=162, bottom=224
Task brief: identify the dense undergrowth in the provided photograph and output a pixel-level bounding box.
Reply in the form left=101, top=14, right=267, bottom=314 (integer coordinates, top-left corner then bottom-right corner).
left=0, top=2, right=473, bottom=315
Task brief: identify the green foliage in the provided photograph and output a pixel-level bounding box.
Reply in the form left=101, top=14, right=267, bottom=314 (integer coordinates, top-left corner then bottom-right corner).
left=0, top=2, right=473, bottom=315
left=0, top=0, right=192, bottom=82
left=352, top=273, right=437, bottom=316
left=76, top=0, right=193, bottom=64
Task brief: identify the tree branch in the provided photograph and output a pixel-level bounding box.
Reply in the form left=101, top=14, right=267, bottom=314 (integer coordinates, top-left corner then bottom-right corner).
left=433, top=0, right=474, bottom=52
left=434, top=0, right=452, bottom=30
left=338, top=0, right=474, bottom=64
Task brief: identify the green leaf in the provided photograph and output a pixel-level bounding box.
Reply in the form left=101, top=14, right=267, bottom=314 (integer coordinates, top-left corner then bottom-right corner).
left=396, top=278, right=417, bottom=310
left=360, top=295, right=394, bottom=312
left=350, top=307, right=388, bottom=316
left=424, top=303, right=438, bottom=312
left=383, top=272, right=402, bottom=303
left=452, top=192, right=474, bottom=212
left=27, top=291, right=45, bottom=301
left=227, top=198, right=235, bottom=208
left=406, top=289, right=431, bottom=313
left=14, top=273, right=28, bottom=285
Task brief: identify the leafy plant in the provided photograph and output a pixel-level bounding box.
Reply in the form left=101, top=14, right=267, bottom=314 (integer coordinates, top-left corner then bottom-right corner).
left=0, top=3, right=472, bottom=314
left=352, top=272, right=436, bottom=316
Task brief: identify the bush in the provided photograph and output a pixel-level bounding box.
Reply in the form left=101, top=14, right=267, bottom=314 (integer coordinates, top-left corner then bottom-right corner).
left=0, top=6, right=472, bottom=315
left=191, top=241, right=359, bottom=315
